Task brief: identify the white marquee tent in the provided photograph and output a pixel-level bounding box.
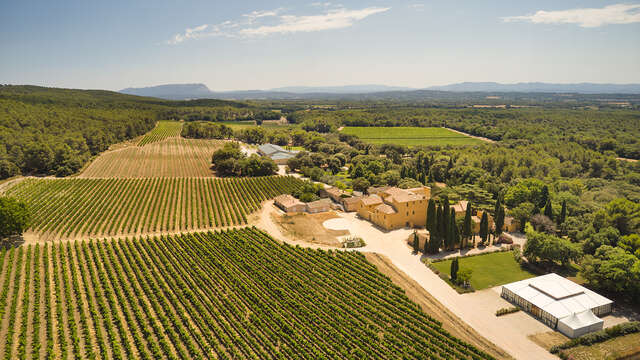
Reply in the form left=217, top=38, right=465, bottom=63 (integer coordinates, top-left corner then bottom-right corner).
left=501, top=273, right=613, bottom=338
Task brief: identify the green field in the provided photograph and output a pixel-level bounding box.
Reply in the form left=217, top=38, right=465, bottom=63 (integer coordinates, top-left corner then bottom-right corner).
left=431, top=251, right=536, bottom=290
left=341, top=127, right=484, bottom=146
left=0, top=228, right=494, bottom=359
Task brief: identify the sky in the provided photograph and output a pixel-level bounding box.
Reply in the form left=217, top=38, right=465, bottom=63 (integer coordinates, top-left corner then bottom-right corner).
left=1, top=0, right=639, bottom=91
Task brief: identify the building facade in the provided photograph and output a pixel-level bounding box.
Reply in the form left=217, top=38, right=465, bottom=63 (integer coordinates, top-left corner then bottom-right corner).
left=357, top=186, right=430, bottom=230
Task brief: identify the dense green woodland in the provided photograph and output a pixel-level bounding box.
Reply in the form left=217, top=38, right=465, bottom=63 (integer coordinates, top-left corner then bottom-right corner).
left=0, top=86, right=268, bottom=178
left=289, top=107, right=640, bottom=159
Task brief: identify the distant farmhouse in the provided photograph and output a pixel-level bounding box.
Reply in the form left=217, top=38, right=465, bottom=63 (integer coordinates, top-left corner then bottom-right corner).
left=502, top=273, right=613, bottom=338
left=258, top=144, right=299, bottom=165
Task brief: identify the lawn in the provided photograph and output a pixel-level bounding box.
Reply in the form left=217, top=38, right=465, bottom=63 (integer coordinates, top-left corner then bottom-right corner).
left=431, top=251, right=536, bottom=290
left=340, top=126, right=484, bottom=146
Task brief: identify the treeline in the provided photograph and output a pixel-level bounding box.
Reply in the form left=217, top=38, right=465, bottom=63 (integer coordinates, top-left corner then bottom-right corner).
left=288, top=107, right=640, bottom=159
left=181, top=121, right=293, bottom=145
left=0, top=97, right=155, bottom=177
left=0, top=85, right=273, bottom=179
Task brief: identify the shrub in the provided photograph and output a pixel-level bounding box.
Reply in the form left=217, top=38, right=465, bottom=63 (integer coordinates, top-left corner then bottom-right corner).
left=550, top=321, right=640, bottom=354
left=495, top=307, right=520, bottom=316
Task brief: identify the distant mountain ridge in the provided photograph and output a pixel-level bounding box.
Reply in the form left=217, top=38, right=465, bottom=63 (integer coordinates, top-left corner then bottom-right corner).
left=119, top=82, right=640, bottom=100
left=424, top=82, right=640, bottom=94
left=120, top=83, right=213, bottom=100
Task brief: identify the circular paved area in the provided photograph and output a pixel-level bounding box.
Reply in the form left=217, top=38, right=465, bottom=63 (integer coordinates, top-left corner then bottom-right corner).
left=323, top=218, right=350, bottom=231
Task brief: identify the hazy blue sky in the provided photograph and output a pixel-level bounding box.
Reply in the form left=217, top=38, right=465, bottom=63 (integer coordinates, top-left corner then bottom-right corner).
left=1, top=0, right=639, bottom=91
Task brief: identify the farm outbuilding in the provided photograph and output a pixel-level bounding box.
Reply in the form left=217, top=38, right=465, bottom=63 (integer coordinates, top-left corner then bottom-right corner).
left=274, top=194, right=306, bottom=213
left=501, top=273, right=612, bottom=338
left=258, top=144, right=299, bottom=165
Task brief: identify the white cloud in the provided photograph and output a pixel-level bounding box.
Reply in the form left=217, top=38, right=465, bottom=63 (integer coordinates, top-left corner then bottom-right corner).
left=408, top=3, right=425, bottom=11
left=167, top=5, right=390, bottom=44
left=503, top=3, right=640, bottom=28
left=167, top=24, right=210, bottom=45
left=239, top=7, right=390, bottom=36
left=243, top=9, right=282, bottom=24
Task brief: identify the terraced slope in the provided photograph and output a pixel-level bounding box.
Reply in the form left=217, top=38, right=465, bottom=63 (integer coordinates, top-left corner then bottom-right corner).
left=0, top=228, right=494, bottom=359
left=2, top=177, right=303, bottom=240
left=80, top=138, right=223, bottom=178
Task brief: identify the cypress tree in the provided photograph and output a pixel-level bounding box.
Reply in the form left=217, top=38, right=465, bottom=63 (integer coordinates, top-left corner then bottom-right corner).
left=540, top=185, right=549, bottom=208
left=426, top=199, right=436, bottom=235
left=544, top=199, right=553, bottom=220
left=450, top=257, right=458, bottom=281
left=463, top=202, right=472, bottom=248
left=495, top=203, right=505, bottom=237
left=449, top=208, right=457, bottom=250
left=559, top=200, right=567, bottom=224
left=413, top=231, right=419, bottom=253
left=435, top=206, right=443, bottom=251
left=479, top=212, right=489, bottom=245
left=442, top=197, right=450, bottom=249
left=494, top=196, right=502, bottom=220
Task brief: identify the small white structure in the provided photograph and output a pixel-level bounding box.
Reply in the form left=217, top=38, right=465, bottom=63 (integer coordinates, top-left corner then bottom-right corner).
left=501, top=273, right=613, bottom=338
left=557, top=310, right=604, bottom=338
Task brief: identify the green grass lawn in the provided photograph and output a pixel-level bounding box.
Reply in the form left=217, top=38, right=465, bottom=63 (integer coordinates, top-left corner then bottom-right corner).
left=431, top=251, right=536, bottom=290
left=340, top=126, right=484, bottom=146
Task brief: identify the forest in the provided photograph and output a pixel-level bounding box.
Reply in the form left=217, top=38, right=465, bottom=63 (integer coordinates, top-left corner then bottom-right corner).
left=0, top=86, right=274, bottom=179
left=288, top=107, right=640, bottom=159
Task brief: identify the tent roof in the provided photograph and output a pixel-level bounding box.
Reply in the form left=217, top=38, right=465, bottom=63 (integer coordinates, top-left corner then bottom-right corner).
left=503, top=273, right=612, bottom=319
left=559, top=310, right=603, bottom=330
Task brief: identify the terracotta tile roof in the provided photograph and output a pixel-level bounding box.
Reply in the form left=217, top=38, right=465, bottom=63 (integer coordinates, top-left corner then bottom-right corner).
left=361, top=194, right=383, bottom=206
left=306, top=198, right=331, bottom=209
left=274, top=194, right=303, bottom=207
left=325, top=187, right=345, bottom=196
left=375, top=204, right=397, bottom=215
left=342, top=196, right=362, bottom=205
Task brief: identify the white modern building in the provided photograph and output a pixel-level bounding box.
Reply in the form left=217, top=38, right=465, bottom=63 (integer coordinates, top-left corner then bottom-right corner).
left=501, top=273, right=613, bottom=338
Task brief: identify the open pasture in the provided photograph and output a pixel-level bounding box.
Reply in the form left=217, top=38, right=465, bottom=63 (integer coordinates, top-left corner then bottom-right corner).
left=137, top=121, right=183, bottom=146
left=2, top=176, right=303, bottom=240
left=80, top=138, right=223, bottom=178
left=341, top=127, right=484, bottom=146
left=431, top=251, right=536, bottom=290
left=0, top=228, right=494, bottom=359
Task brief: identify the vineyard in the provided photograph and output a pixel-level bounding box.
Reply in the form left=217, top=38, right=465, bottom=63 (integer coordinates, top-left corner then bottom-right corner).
left=137, top=121, right=183, bottom=146
left=0, top=228, right=494, bottom=359
left=79, top=138, right=223, bottom=178
left=2, top=177, right=303, bottom=240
